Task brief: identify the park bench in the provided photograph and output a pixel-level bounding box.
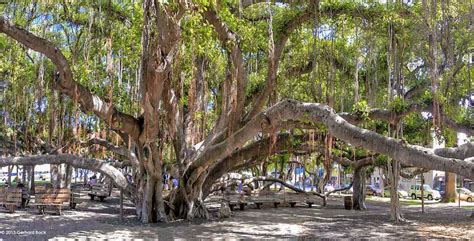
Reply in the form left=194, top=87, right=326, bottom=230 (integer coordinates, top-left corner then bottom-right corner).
left=284, top=192, right=319, bottom=208
left=88, top=183, right=110, bottom=201
left=70, top=186, right=88, bottom=209
left=0, top=187, right=22, bottom=213
left=33, top=188, right=71, bottom=215
left=223, top=192, right=247, bottom=211
left=248, top=191, right=284, bottom=209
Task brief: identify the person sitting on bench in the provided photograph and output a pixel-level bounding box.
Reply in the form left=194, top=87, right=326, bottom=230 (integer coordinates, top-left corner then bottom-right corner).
left=16, top=182, right=30, bottom=208
left=88, top=175, right=97, bottom=187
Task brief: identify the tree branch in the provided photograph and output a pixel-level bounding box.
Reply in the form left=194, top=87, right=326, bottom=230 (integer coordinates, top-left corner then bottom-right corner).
left=434, top=143, right=474, bottom=160
left=192, top=99, right=473, bottom=186
left=81, top=138, right=129, bottom=158
left=400, top=168, right=429, bottom=179
left=0, top=154, right=134, bottom=195
left=0, top=16, right=141, bottom=140
left=246, top=0, right=318, bottom=121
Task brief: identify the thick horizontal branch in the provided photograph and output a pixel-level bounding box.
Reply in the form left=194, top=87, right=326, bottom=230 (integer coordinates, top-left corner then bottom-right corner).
left=268, top=100, right=474, bottom=178
left=0, top=154, right=134, bottom=195
left=194, top=99, right=473, bottom=185
left=333, top=156, right=374, bottom=170
left=434, top=143, right=474, bottom=160
left=400, top=168, right=429, bottom=179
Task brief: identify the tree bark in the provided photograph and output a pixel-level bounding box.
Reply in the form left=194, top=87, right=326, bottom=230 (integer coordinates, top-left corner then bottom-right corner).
left=352, top=166, right=367, bottom=210
left=388, top=158, right=404, bottom=222
left=442, top=172, right=456, bottom=202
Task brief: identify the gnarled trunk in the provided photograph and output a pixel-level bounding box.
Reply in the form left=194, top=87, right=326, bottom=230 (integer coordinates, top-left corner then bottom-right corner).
left=132, top=145, right=167, bottom=223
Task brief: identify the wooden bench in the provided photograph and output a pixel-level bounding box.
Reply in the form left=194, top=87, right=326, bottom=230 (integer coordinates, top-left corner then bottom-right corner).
left=70, top=185, right=91, bottom=209
left=0, top=188, right=22, bottom=213
left=33, top=188, right=71, bottom=215
left=70, top=192, right=83, bottom=209
left=248, top=192, right=284, bottom=209
left=88, top=183, right=110, bottom=201
left=284, top=192, right=319, bottom=208
left=0, top=187, right=5, bottom=207
left=223, top=192, right=247, bottom=211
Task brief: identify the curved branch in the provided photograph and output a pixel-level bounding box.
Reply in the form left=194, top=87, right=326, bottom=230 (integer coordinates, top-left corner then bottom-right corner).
left=240, top=176, right=325, bottom=199
left=192, top=100, right=473, bottom=185
left=201, top=7, right=247, bottom=129
left=326, top=182, right=353, bottom=197
left=0, top=17, right=141, bottom=140
left=201, top=133, right=322, bottom=197
left=81, top=138, right=129, bottom=158
left=0, top=154, right=134, bottom=195
left=270, top=100, right=474, bottom=178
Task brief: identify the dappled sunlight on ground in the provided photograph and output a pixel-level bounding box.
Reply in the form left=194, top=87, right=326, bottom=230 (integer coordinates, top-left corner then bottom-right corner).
left=0, top=193, right=472, bottom=240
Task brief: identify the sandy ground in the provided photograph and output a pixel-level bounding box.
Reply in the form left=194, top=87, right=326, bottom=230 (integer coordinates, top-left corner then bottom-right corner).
left=0, top=191, right=472, bottom=240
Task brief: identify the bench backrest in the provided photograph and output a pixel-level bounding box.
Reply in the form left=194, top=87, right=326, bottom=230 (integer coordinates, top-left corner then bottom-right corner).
left=224, top=192, right=245, bottom=202
left=5, top=188, right=22, bottom=204
left=35, top=188, right=71, bottom=204
left=0, top=187, right=5, bottom=203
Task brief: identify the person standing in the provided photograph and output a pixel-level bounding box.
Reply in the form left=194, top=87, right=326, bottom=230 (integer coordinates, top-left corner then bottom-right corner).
left=172, top=176, right=178, bottom=189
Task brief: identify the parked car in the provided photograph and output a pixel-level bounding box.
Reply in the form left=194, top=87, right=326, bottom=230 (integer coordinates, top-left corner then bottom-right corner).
left=366, top=185, right=381, bottom=196
left=383, top=188, right=409, bottom=198
left=409, top=184, right=441, bottom=200
left=456, top=188, right=473, bottom=202
left=466, top=182, right=474, bottom=192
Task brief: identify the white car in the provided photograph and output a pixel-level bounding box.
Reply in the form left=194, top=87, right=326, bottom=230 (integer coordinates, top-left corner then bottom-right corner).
left=409, top=184, right=441, bottom=200
left=456, top=188, right=473, bottom=202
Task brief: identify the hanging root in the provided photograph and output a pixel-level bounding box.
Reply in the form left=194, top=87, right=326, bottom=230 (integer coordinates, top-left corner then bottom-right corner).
left=191, top=200, right=209, bottom=219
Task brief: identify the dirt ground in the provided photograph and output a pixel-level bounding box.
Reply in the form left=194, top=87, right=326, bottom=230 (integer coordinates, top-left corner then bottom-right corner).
left=0, top=191, right=472, bottom=240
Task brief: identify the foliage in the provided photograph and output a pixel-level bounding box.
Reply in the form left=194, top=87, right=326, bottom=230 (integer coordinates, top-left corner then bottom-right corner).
left=388, top=97, right=409, bottom=114
left=0, top=0, right=471, bottom=183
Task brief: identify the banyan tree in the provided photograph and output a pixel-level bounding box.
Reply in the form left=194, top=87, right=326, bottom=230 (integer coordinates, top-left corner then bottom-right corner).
left=0, top=0, right=472, bottom=223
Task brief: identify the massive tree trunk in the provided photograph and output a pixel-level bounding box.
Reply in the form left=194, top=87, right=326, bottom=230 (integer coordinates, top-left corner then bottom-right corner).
left=352, top=166, right=367, bottom=210
left=442, top=172, right=456, bottom=202
left=133, top=144, right=168, bottom=223
left=29, top=165, right=35, bottom=194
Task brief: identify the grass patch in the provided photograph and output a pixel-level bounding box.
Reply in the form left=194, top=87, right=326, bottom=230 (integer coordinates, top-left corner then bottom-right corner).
left=400, top=199, right=423, bottom=206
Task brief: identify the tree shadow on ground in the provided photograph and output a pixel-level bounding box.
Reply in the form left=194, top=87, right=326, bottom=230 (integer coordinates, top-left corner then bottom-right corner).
left=0, top=195, right=472, bottom=240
